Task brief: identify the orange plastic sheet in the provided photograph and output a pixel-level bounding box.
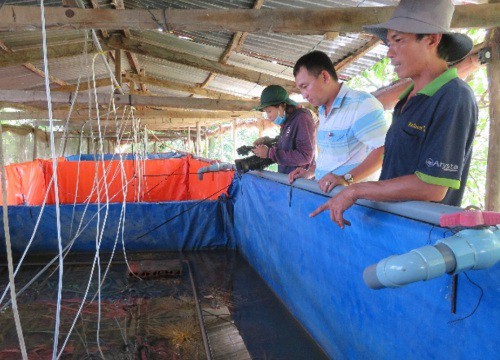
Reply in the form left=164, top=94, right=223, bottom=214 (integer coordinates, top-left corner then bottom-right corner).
left=16, top=160, right=47, bottom=205
left=56, top=160, right=137, bottom=204
left=0, top=163, right=24, bottom=205
left=188, top=158, right=234, bottom=200
left=40, top=158, right=67, bottom=205
left=0, top=156, right=234, bottom=205
left=140, top=158, right=189, bottom=202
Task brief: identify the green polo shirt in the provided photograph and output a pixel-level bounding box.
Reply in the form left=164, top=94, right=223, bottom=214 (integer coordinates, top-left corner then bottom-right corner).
left=380, top=68, right=478, bottom=206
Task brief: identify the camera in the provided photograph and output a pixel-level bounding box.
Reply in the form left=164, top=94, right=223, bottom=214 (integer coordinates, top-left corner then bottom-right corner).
left=234, top=136, right=277, bottom=173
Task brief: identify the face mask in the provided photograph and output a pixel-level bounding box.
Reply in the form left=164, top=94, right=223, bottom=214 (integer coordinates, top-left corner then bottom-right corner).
left=274, top=110, right=286, bottom=125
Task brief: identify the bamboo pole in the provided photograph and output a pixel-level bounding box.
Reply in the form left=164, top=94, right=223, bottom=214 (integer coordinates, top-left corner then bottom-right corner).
left=486, top=27, right=500, bottom=211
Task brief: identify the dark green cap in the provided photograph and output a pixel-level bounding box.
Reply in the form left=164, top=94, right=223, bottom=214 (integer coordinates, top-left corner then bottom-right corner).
left=254, top=85, right=298, bottom=111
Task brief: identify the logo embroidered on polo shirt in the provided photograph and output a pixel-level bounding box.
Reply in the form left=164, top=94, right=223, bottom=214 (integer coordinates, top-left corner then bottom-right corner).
left=425, top=158, right=459, bottom=172
left=407, top=122, right=426, bottom=132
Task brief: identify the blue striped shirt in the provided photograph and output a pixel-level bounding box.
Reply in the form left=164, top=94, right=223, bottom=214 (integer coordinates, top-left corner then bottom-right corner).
left=315, top=84, right=388, bottom=180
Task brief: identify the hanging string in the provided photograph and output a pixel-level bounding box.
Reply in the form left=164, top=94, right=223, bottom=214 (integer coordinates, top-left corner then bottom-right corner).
left=0, top=126, right=28, bottom=358
left=39, top=1, right=65, bottom=358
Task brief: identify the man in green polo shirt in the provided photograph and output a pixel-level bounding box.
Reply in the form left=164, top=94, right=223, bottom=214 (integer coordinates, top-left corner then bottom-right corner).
left=310, top=0, right=478, bottom=228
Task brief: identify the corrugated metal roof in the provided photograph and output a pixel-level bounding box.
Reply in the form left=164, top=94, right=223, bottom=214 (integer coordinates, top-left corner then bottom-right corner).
left=136, top=54, right=211, bottom=85
left=0, top=0, right=397, bottom=96
left=1, top=0, right=480, bottom=131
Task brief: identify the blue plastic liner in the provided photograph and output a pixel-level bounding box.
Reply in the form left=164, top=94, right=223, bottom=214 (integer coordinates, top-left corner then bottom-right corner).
left=1, top=198, right=234, bottom=254
left=65, top=152, right=184, bottom=161
left=230, top=174, right=499, bottom=360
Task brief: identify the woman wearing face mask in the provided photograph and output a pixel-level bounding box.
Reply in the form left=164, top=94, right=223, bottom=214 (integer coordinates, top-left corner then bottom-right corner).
left=252, top=85, right=316, bottom=174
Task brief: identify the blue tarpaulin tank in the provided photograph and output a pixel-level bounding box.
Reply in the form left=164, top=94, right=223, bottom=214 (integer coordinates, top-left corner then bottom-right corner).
left=1, top=171, right=498, bottom=359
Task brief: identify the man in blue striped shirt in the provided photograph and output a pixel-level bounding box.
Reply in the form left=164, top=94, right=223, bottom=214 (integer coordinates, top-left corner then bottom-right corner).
left=290, top=51, right=388, bottom=194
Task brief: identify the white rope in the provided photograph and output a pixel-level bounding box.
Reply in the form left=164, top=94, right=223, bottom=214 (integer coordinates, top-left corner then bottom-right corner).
left=1, top=175, right=137, bottom=312
left=39, top=1, right=64, bottom=358
left=57, top=108, right=137, bottom=358
left=91, top=52, right=109, bottom=359
left=0, top=30, right=90, bottom=307
left=2, top=2, right=143, bottom=352
left=0, top=124, right=28, bottom=358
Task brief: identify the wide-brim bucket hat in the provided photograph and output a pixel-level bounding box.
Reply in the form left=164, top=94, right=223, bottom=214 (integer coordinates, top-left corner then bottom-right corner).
left=363, top=0, right=473, bottom=63
left=254, top=85, right=298, bottom=111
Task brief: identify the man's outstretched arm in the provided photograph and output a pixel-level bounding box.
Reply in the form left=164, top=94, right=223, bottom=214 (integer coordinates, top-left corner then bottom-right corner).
left=310, top=174, right=448, bottom=228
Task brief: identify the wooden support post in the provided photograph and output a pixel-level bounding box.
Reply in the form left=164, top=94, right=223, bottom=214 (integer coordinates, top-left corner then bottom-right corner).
left=219, top=125, right=223, bottom=159
left=187, top=126, right=191, bottom=153
left=258, top=119, right=264, bottom=138
left=205, top=126, right=209, bottom=158
left=77, top=132, right=82, bottom=156
left=32, top=127, right=37, bottom=160
left=196, top=121, right=201, bottom=156
left=232, top=119, right=237, bottom=160
left=115, top=49, right=122, bottom=91
left=62, top=133, right=68, bottom=156
left=143, top=126, right=148, bottom=157
left=486, top=27, right=500, bottom=211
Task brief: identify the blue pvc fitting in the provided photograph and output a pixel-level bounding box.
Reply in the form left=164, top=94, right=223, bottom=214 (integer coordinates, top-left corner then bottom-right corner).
left=437, top=228, right=500, bottom=274
left=364, top=228, right=500, bottom=289
left=366, top=246, right=446, bottom=289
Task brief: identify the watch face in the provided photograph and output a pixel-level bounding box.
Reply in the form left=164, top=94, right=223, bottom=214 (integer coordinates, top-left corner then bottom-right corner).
left=344, top=173, right=353, bottom=182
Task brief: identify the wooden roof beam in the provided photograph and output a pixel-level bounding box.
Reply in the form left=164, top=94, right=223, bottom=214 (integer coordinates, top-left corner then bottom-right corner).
left=112, top=0, right=147, bottom=92
left=200, top=0, right=266, bottom=89
left=1, top=5, right=498, bottom=33
left=89, top=0, right=109, bottom=38
left=0, top=90, right=260, bottom=111
left=106, top=35, right=296, bottom=92
left=52, top=73, right=253, bottom=100
left=335, top=38, right=381, bottom=73
left=0, top=42, right=108, bottom=68
left=124, top=73, right=250, bottom=100
left=0, top=108, right=259, bottom=121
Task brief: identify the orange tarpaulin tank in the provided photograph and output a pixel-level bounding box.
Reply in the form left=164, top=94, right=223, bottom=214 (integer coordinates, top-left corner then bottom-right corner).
left=188, top=158, right=234, bottom=200
left=0, top=155, right=234, bottom=205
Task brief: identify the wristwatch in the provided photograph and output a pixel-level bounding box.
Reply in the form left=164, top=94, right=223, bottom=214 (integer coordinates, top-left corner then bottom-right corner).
left=343, top=173, right=354, bottom=185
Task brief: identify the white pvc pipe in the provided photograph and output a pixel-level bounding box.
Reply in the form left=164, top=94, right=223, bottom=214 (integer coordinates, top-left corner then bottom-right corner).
left=363, top=228, right=500, bottom=289
left=249, top=170, right=461, bottom=226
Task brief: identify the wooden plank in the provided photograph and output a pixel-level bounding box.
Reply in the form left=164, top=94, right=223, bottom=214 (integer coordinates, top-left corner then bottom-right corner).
left=1, top=5, right=499, bottom=33
left=335, top=38, right=381, bottom=72
left=89, top=0, right=109, bottom=38
left=22, top=63, right=69, bottom=86
left=112, top=0, right=143, bottom=91
left=107, top=36, right=296, bottom=92
left=0, top=42, right=106, bottom=68
left=0, top=90, right=259, bottom=110
left=201, top=0, right=265, bottom=88
left=123, top=73, right=249, bottom=100
left=0, top=109, right=259, bottom=121
left=53, top=77, right=115, bottom=93
left=115, top=49, right=122, bottom=88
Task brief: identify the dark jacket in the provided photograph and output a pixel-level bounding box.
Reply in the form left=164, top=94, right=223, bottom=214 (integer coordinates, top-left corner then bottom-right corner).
left=269, top=108, right=316, bottom=174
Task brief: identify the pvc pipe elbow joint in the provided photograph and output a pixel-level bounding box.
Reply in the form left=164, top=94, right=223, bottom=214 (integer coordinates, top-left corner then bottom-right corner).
left=197, top=162, right=235, bottom=180
left=363, top=245, right=447, bottom=289
left=363, top=228, right=500, bottom=290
